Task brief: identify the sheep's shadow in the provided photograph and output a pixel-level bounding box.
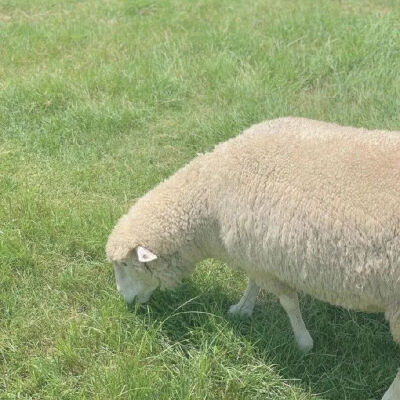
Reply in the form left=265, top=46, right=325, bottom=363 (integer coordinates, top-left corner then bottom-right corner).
left=133, top=279, right=397, bottom=400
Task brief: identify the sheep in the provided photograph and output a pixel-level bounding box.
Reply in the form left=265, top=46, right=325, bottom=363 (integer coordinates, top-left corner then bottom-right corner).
left=106, top=117, right=400, bottom=400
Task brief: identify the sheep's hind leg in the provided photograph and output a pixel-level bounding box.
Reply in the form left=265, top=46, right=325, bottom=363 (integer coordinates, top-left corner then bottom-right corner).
left=279, top=292, right=313, bottom=353
left=228, top=278, right=260, bottom=317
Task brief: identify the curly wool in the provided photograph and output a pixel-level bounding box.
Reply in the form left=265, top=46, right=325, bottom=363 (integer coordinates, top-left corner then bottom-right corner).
left=107, top=117, right=400, bottom=326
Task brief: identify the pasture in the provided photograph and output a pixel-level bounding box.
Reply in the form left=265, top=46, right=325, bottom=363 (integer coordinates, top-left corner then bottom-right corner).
left=1, top=0, right=400, bottom=398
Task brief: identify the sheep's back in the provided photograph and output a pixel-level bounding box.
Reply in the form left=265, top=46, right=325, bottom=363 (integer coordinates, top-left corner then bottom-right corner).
left=207, top=117, right=400, bottom=311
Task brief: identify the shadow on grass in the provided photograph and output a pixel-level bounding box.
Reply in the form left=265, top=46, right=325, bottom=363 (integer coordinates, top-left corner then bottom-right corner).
left=133, top=279, right=398, bottom=400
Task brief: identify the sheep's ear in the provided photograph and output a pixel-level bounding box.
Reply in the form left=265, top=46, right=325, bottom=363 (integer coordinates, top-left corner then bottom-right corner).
left=136, top=246, right=158, bottom=263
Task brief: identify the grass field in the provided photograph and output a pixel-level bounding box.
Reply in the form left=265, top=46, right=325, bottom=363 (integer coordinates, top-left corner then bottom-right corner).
left=1, top=0, right=400, bottom=398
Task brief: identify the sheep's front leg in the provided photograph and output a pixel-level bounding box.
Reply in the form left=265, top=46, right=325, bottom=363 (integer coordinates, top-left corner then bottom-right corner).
left=279, top=293, right=313, bottom=352
left=228, top=279, right=260, bottom=317
left=382, top=371, right=400, bottom=400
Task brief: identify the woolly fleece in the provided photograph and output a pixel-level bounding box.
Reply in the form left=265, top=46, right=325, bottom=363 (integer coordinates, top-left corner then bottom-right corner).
left=107, top=117, right=400, bottom=317
left=107, top=117, right=400, bottom=398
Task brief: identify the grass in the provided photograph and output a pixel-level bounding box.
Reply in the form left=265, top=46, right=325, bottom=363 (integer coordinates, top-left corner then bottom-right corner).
left=1, top=0, right=400, bottom=398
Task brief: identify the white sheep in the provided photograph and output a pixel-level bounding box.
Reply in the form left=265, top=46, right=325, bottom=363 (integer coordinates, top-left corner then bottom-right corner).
left=106, top=117, right=400, bottom=400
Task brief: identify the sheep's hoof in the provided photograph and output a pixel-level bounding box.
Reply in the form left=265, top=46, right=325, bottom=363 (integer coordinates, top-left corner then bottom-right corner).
left=228, top=304, right=253, bottom=318
left=296, top=332, right=314, bottom=353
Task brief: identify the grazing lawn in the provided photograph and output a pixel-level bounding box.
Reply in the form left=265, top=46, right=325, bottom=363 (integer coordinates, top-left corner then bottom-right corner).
left=1, top=0, right=400, bottom=398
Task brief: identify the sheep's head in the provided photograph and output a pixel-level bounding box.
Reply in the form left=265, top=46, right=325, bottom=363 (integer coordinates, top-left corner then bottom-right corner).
left=111, top=246, right=160, bottom=304
left=106, top=212, right=196, bottom=304
left=107, top=240, right=192, bottom=304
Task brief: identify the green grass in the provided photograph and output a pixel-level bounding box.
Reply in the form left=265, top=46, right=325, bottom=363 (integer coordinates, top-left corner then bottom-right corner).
left=1, top=0, right=400, bottom=398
